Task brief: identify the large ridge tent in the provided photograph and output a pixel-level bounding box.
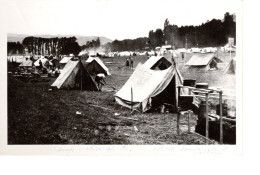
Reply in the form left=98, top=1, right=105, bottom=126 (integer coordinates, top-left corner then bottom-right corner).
left=51, top=59, right=99, bottom=90
left=114, top=61, right=184, bottom=112
left=185, top=54, right=222, bottom=71
left=225, top=56, right=236, bottom=74
left=85, top=57, right=111, bottom=75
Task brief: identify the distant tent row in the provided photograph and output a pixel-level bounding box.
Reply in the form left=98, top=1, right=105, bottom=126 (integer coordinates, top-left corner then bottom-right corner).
left=51, top=56, right=110, bottom=90
left=115, top=56, right=184, bottom=112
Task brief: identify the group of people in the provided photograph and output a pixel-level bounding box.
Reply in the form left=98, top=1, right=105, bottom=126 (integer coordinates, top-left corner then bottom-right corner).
left=126, top=57, right=134, bottom=69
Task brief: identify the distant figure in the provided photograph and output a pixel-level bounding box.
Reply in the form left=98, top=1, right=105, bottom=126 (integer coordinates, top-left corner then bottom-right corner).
left=54, top=68, right=60, bottom=77
left=39, top=60, right=43, bottom=70
left=182, top=53, right=184, bottom=60
left=95, top=73, right=106, bottom=91
left=126, top=58, right=130, bottom=67
left=52, top=59, right=56, bottom=68
left=130, top=57, right=134, bottom=69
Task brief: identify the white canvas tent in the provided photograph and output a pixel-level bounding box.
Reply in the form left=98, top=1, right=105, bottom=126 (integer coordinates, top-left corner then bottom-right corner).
left=186, top=54, right=222, bottom=71
left=85, top=57, right=111, bottom=75
left=34, top=56, right=53, bottom=67
left=51, top=59, right=99, bottom=90
left=19, top=59, right=33, bottom=67
left=225, top=57, right=236, bottom=74
left=115, top=62, right=184, bottom=112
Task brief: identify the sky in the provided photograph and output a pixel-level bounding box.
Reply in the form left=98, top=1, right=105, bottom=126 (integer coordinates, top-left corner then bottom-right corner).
left=0, top=0, right=240, bottom=40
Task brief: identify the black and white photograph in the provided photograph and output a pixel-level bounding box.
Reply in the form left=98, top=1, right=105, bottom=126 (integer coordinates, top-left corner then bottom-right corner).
left=0, top=0, right=243, bottom=155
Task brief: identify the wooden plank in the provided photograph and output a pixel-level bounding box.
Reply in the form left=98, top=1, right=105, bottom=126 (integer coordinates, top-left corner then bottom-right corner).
left=193, top=95, right=236, bottom=101
left=178, top=85, right=217, bottom=93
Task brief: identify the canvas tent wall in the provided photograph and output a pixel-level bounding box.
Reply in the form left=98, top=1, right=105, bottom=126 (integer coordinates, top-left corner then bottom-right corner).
left=185, top=54, right=222, bottom=71
left=114, top=63, right=184, bottom=112
left=59, top=56, right=73, bottom=68
left=225, top=57, right=236, bottom=74
left=85, top=57, right=111, bottom=75
left=51, top=59, right=99, bottom=90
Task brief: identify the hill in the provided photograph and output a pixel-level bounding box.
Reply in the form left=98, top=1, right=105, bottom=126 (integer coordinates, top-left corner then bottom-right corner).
left=7, top=33, right=112, bottom=46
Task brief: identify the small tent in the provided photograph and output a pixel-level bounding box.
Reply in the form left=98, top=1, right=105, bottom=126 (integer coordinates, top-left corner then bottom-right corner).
left=186, top=54, right=222, bottom=71
left=225, top=57, right=236, bottom=74
left=85, top=57, right=111, bottom=75
left=34, top=56, right=53, bottom=68
left=115, top=62, right=184, bottom=112
left=19, top=59, right=33, bottom=67
left=51, top=59, right=99, bottom=90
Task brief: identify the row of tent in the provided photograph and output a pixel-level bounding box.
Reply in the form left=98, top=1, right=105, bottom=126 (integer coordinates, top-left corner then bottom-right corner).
left=18, top=56, right=54, bottom=68
left=50, top=54, right=235, bottom=113
left=116, top=55, right=235, bottom=112
left=51, top=54, right=185, bottom=112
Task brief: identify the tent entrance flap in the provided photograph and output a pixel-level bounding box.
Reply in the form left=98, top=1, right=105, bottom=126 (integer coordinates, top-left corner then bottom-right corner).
left=74, top=66, right=98, bottom=90
left=151, top=75, right=176, bottom=109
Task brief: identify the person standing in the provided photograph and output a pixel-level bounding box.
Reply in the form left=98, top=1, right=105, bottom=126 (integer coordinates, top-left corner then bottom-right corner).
left=126, top=58, right=130, bottom=67
left=130, top=57, right=134, bottom=69
left=39, top=60, right=43, bottom=71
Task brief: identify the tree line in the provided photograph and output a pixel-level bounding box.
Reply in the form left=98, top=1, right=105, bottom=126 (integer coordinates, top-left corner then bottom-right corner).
left=7, top=42, right=24, bottom=55
left=8, top=36, right=81, bottom=56
left=105, top=12, right=236, bottom=51
left=81, top=37, right=101, bottom=50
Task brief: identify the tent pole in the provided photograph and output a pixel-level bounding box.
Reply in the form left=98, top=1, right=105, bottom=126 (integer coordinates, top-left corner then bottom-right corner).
left=219, top=90, right=223, bottom=144
left=176, top=74, right=180, bottom=135
left=131, top=87, right=133, bottom=111
left=81, top=61, right=82, bottom=90
left=188, top=110, right=191, bottom=133
left=205, top=93, right=209, bottom=144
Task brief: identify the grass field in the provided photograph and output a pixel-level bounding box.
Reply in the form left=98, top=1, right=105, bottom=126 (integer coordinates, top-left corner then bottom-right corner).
left=8, top=50, right=235, bottom=144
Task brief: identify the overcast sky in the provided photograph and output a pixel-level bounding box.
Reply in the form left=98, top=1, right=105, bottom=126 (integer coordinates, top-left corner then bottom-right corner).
left=1, top=0, right=239, bottom=40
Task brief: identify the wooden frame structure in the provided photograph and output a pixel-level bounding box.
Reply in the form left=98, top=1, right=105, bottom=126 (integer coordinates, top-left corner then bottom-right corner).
left=177, top=85, right=226, bottom=144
